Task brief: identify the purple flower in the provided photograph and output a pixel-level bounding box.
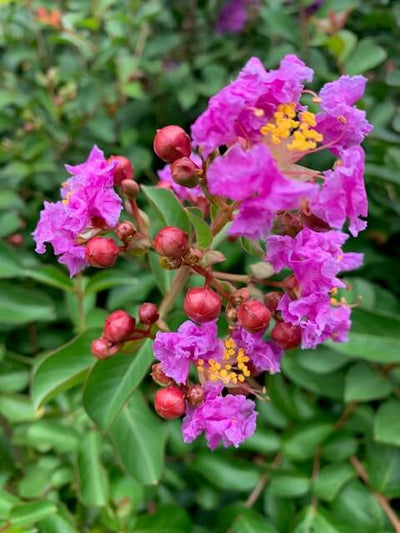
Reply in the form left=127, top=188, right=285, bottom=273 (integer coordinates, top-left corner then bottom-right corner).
left=157, top=153, right=205, bottom=203
left=216, top=0, right=260, bottom=34
left=191, top=55, right=313, bottom=157
left=182, top=383, right=257, bottom=449
left=153, top=320, right=223, bottom=384
left=232, top=327, right=283, bottom=373
left=207, top=143, right=317, bottom=239
left=267, top=228, right=363, bottom=295
left=33, top=146, right=122, bottom=276
left=316, top=75, right=373, bottom=151
left=313, top=146, right=367, bottom=236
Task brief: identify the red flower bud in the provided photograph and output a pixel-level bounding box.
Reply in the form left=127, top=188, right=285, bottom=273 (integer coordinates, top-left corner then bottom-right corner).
left=151, top=363, right=172, bottom=386
left=171, top=157, right=201, bottom=188
left=264, top=291, right=282, bottom=315
left=271, top=321, right=302, bottom=349
left=115, top=220, right=137, bottom=243
left=91, top=337, right=119, bottom=359
left=85, top=237, right=120, bottom=269
left=121, top=179, right=140, bottom=199
left=153, top=125, right=191, bottom=163
left=139, top=302, right=159, bottom=325
left=237, top=299, right=271, bottom=334
left=154, top=385, right=186, bottom=419
left=108, top=155, right=134, bottom=186
left=153, top=226, right=189, bottom=259
left=186, top=384, right=205, bottom=407
left=104, top=310, right=136, bottom=343
left=8, top=233, right=24, bottom=247
left=183, top=287, right=222, bottom=323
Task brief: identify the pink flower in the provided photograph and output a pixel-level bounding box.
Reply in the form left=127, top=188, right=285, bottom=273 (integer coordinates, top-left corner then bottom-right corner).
left=182, top=383, right=257, bottom=449
left=153, top=320, right=223, bottom=384
left=207, top=143, right=317, bottom=239
left=232, top=327, right=283, bottom=373
left=314, top=146, right=367, bottom=236
left=33, top=146, right=122, bottom=276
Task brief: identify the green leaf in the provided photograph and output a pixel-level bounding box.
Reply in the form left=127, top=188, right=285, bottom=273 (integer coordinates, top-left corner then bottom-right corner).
left=240, top=429, right=281, bottom=454
left=141, top=185, right=190, bottom=234
left=26, top=421, right=79, bottom=453
left=283, top=424, right=333, bottom=461
left=322, top=434, right=358, bottom=462
left=329, top=332, right=400, bottom=363
left=344, top=363, right=391, bottom=402
left=374, top=399, right=400, bottom=447
left=77, top=430, right=109, bottom=507
left=0, top=490, right=20, bottom=520
left=367, top=443, right=400, bottom=498
left=0, top=241, right=22, bottom=279
left=192, top=454, right=260, bottom=492
left=109, top=392, right=166, bottom=485
left=17, top=459, right=58, bottom=499
left=0, top=395, right=39, bottom=423
left=7, top=501, right=57, bottom=529
left=232, top=509, right=278, bottom=533
left=132, top=504, right=192, bottom=532
left=32, top=329, right=100, bottom=409
left=83, top=339, right=154, bottom=430
left=0, top=282, right=55, bottom=325
left=186, top=209, right=212, bottom=249
left=344, top=38, right=387, bottom=74
left=296, top=347, right=349, bottom=375
left=85, top=270, right=138, bottom=295
left=0, top=360, right=29, bottom=393
left=148, top=251, right=172, bottom=295
left=269, top=474, right=310, bottom=498
left=313, top=463, right=355, bottom=502
left=23, top=265, right=74, bottom=292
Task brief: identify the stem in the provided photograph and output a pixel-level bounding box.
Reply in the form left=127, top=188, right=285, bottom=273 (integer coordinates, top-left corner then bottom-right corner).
left=245, top=454, right=282, bottom=508
left=158, top=267, right=190, bottom=320
left=75, top=273, right=86, bottom=332
left=213, top=272, right=250, bottom=283
left=129, top=199, right=148, bottom=235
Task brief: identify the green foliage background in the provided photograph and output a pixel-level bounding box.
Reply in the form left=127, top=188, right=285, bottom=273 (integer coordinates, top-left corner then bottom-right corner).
left=1, top=0, right=400, bottom=531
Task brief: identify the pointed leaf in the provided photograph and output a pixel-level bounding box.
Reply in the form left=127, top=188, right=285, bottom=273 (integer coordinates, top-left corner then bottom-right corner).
left=142, top=185, right=190, bottom=233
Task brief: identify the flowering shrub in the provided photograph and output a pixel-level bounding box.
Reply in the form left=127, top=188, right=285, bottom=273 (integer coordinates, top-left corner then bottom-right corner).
left=33, top=54, right=370, bottom=451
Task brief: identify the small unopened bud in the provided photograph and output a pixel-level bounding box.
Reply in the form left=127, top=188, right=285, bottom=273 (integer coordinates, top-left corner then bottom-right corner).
left=154, top=385, right=186, bottom=419
left=115, top=220, right=137, bottom=243
left=154, top=226, right=189, bottom=259
left=186, top=384, right=204, bottom=407
left=264, top=292, right=282, bottom=315
left=85, top=237, right=120, bottom=269
left=139, top=302, right=159, bottom=325
left=91, top=337, right=119, bottom=359
left=121, top=179, right=140, bottom=199
left=151, top=363, right=172, bottom=386
left=8, top=233, right=24, bottom=247
left=153, top=125, right=191, bottom=163
left=124, top=233, right=152, bottom=256
left=271, top=321, right=302, bottom=349
left=108, top=155, right=134, bottom=185
left=231, top=288, right=251, bottom=306
left=184, top=287, right=222, bottom=323
left=171, top=157, right=201, bottom=188
left=104, top=310, right=136, bottom=343
left=237, top=299, right=271, bottom=334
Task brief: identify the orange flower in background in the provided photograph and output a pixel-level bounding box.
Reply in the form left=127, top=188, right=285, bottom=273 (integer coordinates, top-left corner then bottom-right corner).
left=34, top=7, right=62, bottom=28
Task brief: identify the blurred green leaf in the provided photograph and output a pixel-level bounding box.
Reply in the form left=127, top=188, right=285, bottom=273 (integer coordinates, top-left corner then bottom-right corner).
left=269, top=474, right=310, bottom=498
left=77, top=430, right=109, bottom=507
left=186, top=209, right=212, bottom=249
left=192, top=454, right=261, bottom=491
left=23, top=265, right=74, bottom=292
left=344, top=363, right=391, bottom=402
left=0, top=282, right=55, bottom=325
left=313, top=463, right=355, bottom=501
left=374, top=399, right=400, bottom=447
left=344, top=38, right=387, bottom=74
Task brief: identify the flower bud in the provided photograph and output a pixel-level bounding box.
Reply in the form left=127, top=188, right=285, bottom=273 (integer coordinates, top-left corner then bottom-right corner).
left=271, top=321, right=302, bottom=349
left=153, top=226, right=189, bottom=259
left=85, top=237, right=120, bottom=269
left=151, top=363, right=172, bottom=386
left=115, top=220, right=136, bottom=243
left=264, top=292, right=282, bottom=315
left=153, top=125, right=191, bottom=163
left=184, top=287, right=222, bottom=323
left=121, top=179, right=140, bottom=199
left=171, top=157, right=201, bottom=188
left=154, top=385, right=186, bottom=419
left=91, top=337, right=119, bottom=359
left=108, top=155, right=134, bottom=186
left=186, top=384, right=204, bottom=407
left=104, top=310, right=136, bottom=343
left=139, top=302, right=159, bottom=325
left=8, top=233, right=24, bottom=247
left=231, top=288, right=251, bottom=306
left=237, top=299, right=271, bottom=334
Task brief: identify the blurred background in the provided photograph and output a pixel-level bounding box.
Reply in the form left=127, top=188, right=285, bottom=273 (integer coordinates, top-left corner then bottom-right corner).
left=1, top=0, right=400, bottom=531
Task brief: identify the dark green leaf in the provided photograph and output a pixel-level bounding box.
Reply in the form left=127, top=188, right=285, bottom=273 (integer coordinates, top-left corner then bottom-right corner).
left=141, top=185, right=190, bottom=234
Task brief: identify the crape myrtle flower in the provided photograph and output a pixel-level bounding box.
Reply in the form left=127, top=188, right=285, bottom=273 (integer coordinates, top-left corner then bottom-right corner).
left=232, top=327, right=283, bottom=373
left=33, top=145, right=122, bottom=276
left=216, top=0, right=260, bottom=35
left=182, top=382, right=257, bottom=450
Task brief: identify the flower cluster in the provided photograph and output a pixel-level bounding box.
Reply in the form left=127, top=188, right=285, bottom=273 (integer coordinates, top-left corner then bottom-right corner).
left=33, top=54, right=370, bottom=451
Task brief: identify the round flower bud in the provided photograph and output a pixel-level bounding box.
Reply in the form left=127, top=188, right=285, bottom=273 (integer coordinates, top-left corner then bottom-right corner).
left=153, top=226, right=189, bottom=259
left=237, top=299, right=271, bottom=334
left=8, top=233, right=24, bottom=247
left=186, top=384, right=205, bottom=407
left=104, top=310, right=136, bottom=343
left=108, top=155, right=134, bottom=186
left=139, top=302, right=159, bottom=325
left=171, top=157, right=201, bottom=188
left=154, top=385, right=186, bottom=419
left=121, top=179, right=140, bottom=199
left=264, top=291, right=282, bottom=315
left=184, top=287, right=222, bottom=323
left=153, top=125, right=191, bottom=163
left=151, top=363, right=172, bottom=386
left=91, top=337, right=119, bottom=360
left=115, top=220, right=136, bottom=243
left=271, top=321, right=302, bottom=350
left=85, top=237, right=120, bottom=269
